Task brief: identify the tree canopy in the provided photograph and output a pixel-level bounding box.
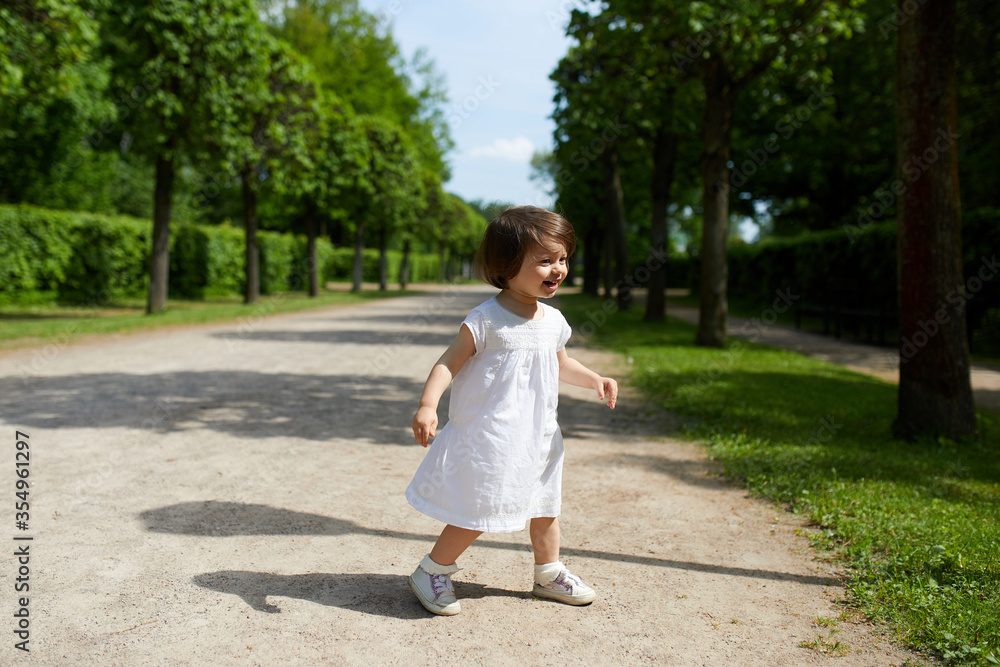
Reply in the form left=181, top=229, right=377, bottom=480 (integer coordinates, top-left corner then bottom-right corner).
left=0, top=0, right=481, bottom=307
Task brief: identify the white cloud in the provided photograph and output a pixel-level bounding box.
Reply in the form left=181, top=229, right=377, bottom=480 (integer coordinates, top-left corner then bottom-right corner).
left=468, top=136, right=536, bottom=162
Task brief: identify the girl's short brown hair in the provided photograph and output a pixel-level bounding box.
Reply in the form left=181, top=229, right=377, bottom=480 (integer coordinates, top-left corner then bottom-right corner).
left=473, top=206, right=577, bottom=289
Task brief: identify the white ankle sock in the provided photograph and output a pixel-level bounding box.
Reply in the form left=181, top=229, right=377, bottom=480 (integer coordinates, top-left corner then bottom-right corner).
left=420, top=553, right=459, bottom=576
left=534, top=560, right=564, bottom=584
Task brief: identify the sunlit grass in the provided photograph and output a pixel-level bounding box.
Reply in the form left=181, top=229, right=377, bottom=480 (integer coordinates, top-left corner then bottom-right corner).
left=561, top=292, right=1000, bottom=666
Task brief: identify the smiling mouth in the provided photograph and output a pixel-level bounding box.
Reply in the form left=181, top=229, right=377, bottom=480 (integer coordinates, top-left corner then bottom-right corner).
left=543, top=280, right=560, bottom=288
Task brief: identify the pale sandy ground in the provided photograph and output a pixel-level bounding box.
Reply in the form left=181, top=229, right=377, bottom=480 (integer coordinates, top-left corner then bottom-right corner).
left=0, top=285, right=932, bottom=665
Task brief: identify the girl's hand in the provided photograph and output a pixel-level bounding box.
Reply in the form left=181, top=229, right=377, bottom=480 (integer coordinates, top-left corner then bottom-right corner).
left=412, top=406, right=438, bottom=447
left=597, top=377, right=618, bottom=409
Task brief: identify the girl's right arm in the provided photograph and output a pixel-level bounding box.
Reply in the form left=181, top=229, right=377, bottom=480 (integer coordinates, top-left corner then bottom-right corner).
left=411, top=324, right=477, bottom=447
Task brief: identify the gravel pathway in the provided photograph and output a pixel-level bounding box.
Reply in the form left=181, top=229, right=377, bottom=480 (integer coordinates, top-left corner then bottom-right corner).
left=0, top=286, right=927, bottom=665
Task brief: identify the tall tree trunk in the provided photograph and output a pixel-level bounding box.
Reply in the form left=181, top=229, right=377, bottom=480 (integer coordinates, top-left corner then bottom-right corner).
left=241, top=168, right=260, bottom=305
left=305, top=199, right=319, bottom=297
left=583, top=221, right=601, bottom=297
left=352, top=220, right=364, bottom=293
left=697, top=56, right=739, bottom=347
left=400, top=238, right=411, bottom=290
left=894, top=0, right=976, bottom=440
left=646, top=127, right=680, bottom=322
left=147, top=150, right=174, bottom=314
left=438, top=243, right=447, bottom=282
left=602, top=231, right=614, bottom=299
left=378, top=224, right=388, bottom=291
left=602, top=147, right=631, bottom=310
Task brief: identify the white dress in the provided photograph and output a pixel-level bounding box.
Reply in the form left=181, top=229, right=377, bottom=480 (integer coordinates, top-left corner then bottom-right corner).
left=406, top=295, right=572, bottom=532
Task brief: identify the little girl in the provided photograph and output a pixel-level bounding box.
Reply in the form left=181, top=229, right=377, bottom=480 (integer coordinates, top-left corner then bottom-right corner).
left=405, top=205, right=618, bottom=616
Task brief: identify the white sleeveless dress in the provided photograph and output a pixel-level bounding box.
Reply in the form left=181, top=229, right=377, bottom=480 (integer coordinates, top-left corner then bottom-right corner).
left=406, top=295, right=572, bottom=532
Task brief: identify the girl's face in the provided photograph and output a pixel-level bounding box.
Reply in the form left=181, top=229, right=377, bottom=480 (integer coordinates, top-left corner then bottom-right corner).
left=506, top=239, right=569, bottom=301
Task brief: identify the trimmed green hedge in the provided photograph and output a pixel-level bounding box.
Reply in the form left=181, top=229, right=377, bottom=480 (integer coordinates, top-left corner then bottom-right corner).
left=170, top=224, right=244, bottom=298
left=0, top=204, right=441, bottom=304
left=324, top=247, right=440, bottom=283
left=0, top=204, right=151, bottom=303
left=723, top=222, right=899, bottom=312
left=688, top=213, right=998, bottom=352
left=0, top=205, right=76, bottom=293
left=60, top=212, right=151, bottom=302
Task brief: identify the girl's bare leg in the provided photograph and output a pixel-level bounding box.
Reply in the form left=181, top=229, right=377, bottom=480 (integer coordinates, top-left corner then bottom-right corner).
left=429, top=524, right=482, bottom=566
left=529, top=516, right=560, bottom=564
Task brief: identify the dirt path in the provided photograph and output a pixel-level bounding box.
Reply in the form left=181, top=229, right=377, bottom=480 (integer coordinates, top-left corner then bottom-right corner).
left=0, top=286, right=926, bottom=665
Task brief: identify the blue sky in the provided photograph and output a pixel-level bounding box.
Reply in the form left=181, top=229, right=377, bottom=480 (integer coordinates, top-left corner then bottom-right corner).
left=357, top=0, right=576, bottom=209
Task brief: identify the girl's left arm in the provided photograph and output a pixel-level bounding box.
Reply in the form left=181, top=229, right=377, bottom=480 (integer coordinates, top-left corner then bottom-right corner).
left=556, top=348, right=618, bottom=409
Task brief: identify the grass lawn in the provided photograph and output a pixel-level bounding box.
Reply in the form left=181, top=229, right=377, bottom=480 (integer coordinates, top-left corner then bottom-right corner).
left=560, top=292, right=1000, bottom=666
left=0, top=285, right=421, bottom=350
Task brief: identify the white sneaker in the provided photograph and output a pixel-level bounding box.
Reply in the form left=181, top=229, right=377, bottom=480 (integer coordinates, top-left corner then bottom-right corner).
left=533, top=562, right=596, bottom=605
left=409, top=554, right=461, bottom=616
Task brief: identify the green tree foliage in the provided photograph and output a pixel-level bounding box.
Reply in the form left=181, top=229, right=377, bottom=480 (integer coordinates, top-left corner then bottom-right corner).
left=399, top=167, right=445, bottom=289
left=557, top=0, right=865, bottom=346
left=550, top=6, right=702, bottom=316
left=200, top=28, right=320, bottom=304
left=550, top=11, right=637, bottom=312
left=348, top=115, right=423, bottom=292
left=268, top=0, right=452, bottom=178
left=0, top=0, right=117, bottom=207
left=0, top=0, right=97, bottom=104
left=1, top=0, right=457, bottom=312
left=103, top=0, right=281, bottom=312
left=436, top=193, right=486, bottom=282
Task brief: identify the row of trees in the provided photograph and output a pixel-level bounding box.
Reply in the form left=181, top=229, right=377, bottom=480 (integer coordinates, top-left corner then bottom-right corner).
left=0, top=0, right=487, bottom=310
left=539, top=0, right=996, bottom=440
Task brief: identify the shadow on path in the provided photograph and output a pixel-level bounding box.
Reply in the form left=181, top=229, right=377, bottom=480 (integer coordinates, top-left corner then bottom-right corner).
left=192, top=571, right=526, bottom=619
left=144, top=501, right=841, bottom=598
left=0, top=371, right=423, bottom=444
left=0, top=371, right=623, bottom=447
left=208, top=329, right=455, bottom=347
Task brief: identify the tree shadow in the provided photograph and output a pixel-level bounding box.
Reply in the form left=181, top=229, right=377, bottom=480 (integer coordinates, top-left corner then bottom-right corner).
left=144, top=501, right=841, bottom=590
left=208, top=329, right=455, bottom=347
left=649, top=365, right=896, bottom=440
left=191, top=571, right=527, bottom=619
left=647, top=367, right=1000, bottom=486
left=0, top=371, right=424, bottom=444
left=593, top=453, right=728, bottom=490
left=0, top=367, right=643, bottom=447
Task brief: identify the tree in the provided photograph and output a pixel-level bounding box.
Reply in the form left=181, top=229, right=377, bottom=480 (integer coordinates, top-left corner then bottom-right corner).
left=106, top=0, right=270, bottom=313
left=552, top=6, right=705, bottom=316
left=436, top=194, right=486, bottom=281
left=269, top=0, right=452, bottom=179
left=348, top=115, right=419, bottom=292
left=0, top=0, right=97, bottom=109
left=0, top=0, right=115, bottom=209
left=721, top=0, right=896, bottom=238
left=299, top=92, right=366, bottom=296
left=613, top=0, right=863, bottom=345
left=893, top=0, right=976, bottom=439
left=401, top=167, right=446, bottom=289
left=601, top=7, right=697, bottom=321
left=551, top=12, right=638, bottom=311
left=206, top=31, right=319, bottom=304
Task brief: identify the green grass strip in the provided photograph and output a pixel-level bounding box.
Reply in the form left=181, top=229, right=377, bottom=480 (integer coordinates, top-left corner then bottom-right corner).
left=0, top=286, right=421, bottom=350
left=560, top=292, right=1000, bottom=666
